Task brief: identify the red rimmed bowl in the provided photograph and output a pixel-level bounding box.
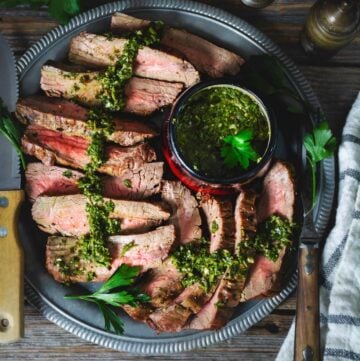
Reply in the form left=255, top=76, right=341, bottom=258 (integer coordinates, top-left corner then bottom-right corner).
left=162, top=80, right=278, bottom=195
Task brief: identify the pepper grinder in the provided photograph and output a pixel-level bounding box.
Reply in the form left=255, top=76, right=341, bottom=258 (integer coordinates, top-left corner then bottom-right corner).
left=301, top=0, right=360, bottom=57
left=241, top=0, right=274, bottom=9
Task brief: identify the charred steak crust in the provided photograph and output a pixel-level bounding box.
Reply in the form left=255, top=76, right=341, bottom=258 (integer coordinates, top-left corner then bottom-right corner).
left=22, top=125, right=157, bottom=177
left=69, top=32, right=200, bottom=87
left=200, top=195, right=235, bottom=253
left=161, top=180, right=202, bottom=244
left=111, top=13, right=245, bottom=78
left=25, top=162, right=164, bottom=202
left=40, top=63, right=183, bottom=116
left=240, top=161, right=296, bottom=301
left=16, top=96, right=157, bottom=146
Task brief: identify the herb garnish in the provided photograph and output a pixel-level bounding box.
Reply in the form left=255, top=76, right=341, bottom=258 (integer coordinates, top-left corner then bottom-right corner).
left=220, top=129, right=260, bottom=170
left=0, top=99, right=26, bottom=168
left=123, top=179, right=132, bottom=189
left=303, top=121, right=337, bottom=207
left=173, top=215, right=295, bottom=291
left=62, top=170, right=73, bottom=178
left=76, top=109, right=119, bottom=267
left=97, top=22, right=164, bottom=111
left=65, top=264, right=150, bottom=335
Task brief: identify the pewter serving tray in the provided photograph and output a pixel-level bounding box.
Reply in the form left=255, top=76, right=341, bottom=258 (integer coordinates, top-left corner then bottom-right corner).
left=17, top=0, right=335, bottom=354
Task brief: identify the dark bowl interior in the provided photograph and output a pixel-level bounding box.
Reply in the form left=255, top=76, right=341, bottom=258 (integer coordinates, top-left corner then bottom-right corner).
left=167, top=80, right=278, bottom=185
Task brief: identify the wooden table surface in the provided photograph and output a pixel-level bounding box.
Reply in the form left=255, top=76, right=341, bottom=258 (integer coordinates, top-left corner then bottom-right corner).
left=0, top=1, right=359, bottom=360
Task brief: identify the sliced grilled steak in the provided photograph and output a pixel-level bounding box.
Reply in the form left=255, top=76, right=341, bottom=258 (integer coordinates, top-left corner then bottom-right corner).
left=32, top=194, right=170, bottom=236
left=241, top=161, right=295, bottom=301
left=111, top=13, right=245, bottom=77
left=190, top=276, right=243, bottom=330
left=201, top=196, right=235, bottom=253
left=46, top=227, right=174, bottom=283
left=161, top=180, right=201, bottom=244
left=69, top=32, right=200, bottom=87
left=25, top=163, right=163, bottom=202
left=147, top=283, right=210, bottom=332
left=139, top=259, right=183, bottom=308
left=122, top=304, right=154, bottom=322
left=234, top=190, right=258, bottom=255
left=108, top=225, right=176, bottom=271
left=46, top=236, right=119, bottom=283
left=40, top=64, right=183, bottom=116
left=148, top=304, right=192, bottom=333
left=26, top=163, right=82, bottom=202
left=16, top=96, right=157, bottom=146
left=22, top=125, right=156, bottom=176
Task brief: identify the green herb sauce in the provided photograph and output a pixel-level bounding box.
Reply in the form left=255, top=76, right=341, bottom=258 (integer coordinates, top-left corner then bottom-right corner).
left=175, top=86, right=270, bottom=178
left=172, top=215, right=295, bottom=291
left=55, top=24, right=164, bottom=278
left=97, top=22, right=164, bottom=111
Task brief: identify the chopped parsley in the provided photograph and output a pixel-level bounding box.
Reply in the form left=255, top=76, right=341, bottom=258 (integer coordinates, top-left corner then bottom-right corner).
left=62, top=170, right=73, bottom=178
left=97, top=22, right=164, bottom=111
left=120, top=240, right=137, bottom=257
left=123, top=179, right=132, bottom=189
left=172, top=215, right=295, bottom=291
left=211, top=221, right=219, bottom=234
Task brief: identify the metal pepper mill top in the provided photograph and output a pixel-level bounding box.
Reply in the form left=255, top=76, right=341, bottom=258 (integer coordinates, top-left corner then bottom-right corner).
left=301, top=0, right=360, bottom=57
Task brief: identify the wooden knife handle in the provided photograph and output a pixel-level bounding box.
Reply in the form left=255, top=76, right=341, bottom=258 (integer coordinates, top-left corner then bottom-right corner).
left=295, top=244, right=320, bottom=361
left=0, top=190, right=24, bottom=344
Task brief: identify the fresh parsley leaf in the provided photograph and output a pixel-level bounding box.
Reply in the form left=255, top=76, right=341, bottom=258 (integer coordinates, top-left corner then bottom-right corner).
left=303, top=121, right=336, bottom=207
left=0, top=99, right=26, bottom=169
left=64, top=265, right=148, bottom=335
left=96, top=300, right=124, bottom=335
left=304, top=121, right=337, bottom=163
left=220, top=129, right=259, bottom=170
left=96, top=264, right=141, bottom=294
left=62, top=170, right=73, bottom=178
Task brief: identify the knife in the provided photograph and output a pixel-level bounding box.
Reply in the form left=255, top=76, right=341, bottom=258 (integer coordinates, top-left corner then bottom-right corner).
left=0, top=34, right=24, bottom=344
left=294, top=164, right=321, bottom=361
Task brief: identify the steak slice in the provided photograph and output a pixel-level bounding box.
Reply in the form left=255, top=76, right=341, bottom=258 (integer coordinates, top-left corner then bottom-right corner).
left=108, top=225, right=176, bottom=271
left=40, top=63, right=183, bottom=116
left=161, top=180, right=201, bottom=244
left=46, top=226, right=175, bottom=283
left=148, top=304, right=192, bottom=333
left=190, top=276, right=243, bottom=330
left=240, top=161, right=295, bottom=301
left=16, top=96, right=157, bottom=146
left=235, top=190, right=258, bottom=255
left=46, top=236, right=119, bottom=283
left=25, top=162, right=163, bottom=202
left=147, top=283, right=210, bottom=332
left=22, top=125, right=156, bottom=176
left=200, top=196, right=235, bottom=253
left=111, top=13, right=245, bottom=77
left=139, top=259, right=183, bottom=308
left=69, top=32, right=200, bottom=87
left=32, top=194, right=170, bottom=236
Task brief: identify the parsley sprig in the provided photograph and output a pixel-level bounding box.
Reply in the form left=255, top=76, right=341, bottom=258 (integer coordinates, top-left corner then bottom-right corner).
left=220, top=129, right=259, bottom=170
left=0, top=99, right=25, bottom=168
left=64, top=264, right=150, bottom=335
left=304, top=121, right=337, bottom=207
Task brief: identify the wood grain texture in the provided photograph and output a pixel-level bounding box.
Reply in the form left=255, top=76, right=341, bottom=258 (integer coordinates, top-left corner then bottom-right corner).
left=0, top=0, right=351, bottom=359
left=0, top=190, right=24, bottom=344
left=295, top=246, right=320, bottom=361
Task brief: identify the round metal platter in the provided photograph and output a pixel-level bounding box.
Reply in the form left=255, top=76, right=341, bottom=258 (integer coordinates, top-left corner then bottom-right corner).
left=17, top=0, right=336, bottom=354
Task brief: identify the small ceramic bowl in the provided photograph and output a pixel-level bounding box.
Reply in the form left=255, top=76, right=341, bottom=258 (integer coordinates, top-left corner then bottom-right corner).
left=162, top=80, right=277, bottom=195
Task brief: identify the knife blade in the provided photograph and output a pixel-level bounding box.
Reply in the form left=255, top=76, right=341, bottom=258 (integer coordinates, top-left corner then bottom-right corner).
left=0, top=34, right=24, bottom=344
left=294, top=162, right=321, bottom=361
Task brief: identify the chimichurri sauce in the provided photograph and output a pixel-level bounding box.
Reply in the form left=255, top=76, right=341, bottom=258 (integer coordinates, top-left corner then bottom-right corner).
left=174, top=86, right=270, bottom=178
